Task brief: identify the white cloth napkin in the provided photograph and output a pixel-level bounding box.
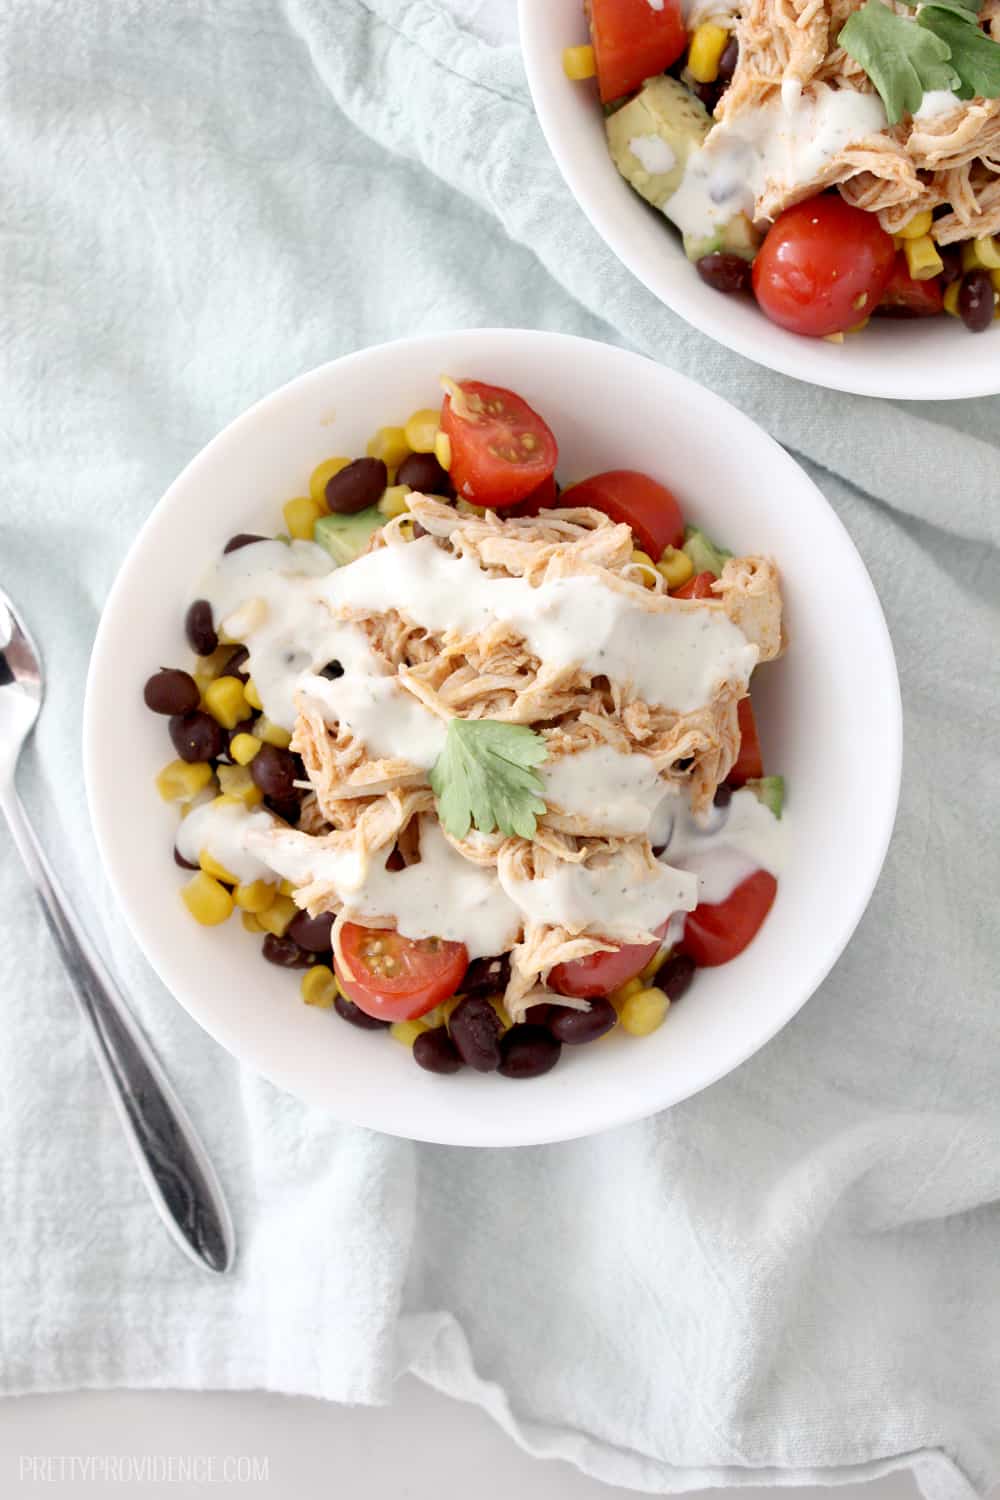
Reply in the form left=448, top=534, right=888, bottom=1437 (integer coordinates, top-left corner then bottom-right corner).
left=1, top=3, right=998, bottom=1498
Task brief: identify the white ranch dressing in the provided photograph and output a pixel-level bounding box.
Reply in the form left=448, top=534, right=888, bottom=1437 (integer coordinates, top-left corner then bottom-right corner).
left=176, top=800, right=275, bottom=885
left=298, top=670, right=448, bottom=768
left=322, top=537, right=757, bottom=713
left=542, top=746, right=665, bottom=835
left=499, top=853, right=698, bottom=940
left=666, top=84, right=887, bottom=241
left=653, top=786, right=788, bottom=906
left=915, top=89, right=961, bottom=120
left=630, top=134, right=677, bottom=175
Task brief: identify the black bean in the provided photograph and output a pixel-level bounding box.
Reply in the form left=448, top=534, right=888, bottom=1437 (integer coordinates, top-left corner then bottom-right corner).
left=265, top=795, right=302, bottom=826
left=173, top=846, right=199, bottom=870
left=319, top=660, right=344, bottom=680
left=691, top=81, right=720, bottom=113
left=413, top=1026, right=464, bottom=1074
left=717, top=37, right=739, bottom=82
left=169, top=710, right=224, bottom=763
left=524, top=1001, right=553, bottom=1028
left=411, top=522, right=428, bottom=540
left=144, top=668, right=199, bottom=716
left=396, top=452, right=454, bottom=497
left=223, top=646, right=250, bottom=682
left=287, top=909, right=334, bottom=954
left=325, top=457, right=387, bottom=515
left=498, top=1025, right=562, bottom=1079
left=250, top=742, right=298, bottom=800
left=461, top=954, right=511, bottom=996
left=713, top=781, right=733, bottom=809
left=334, top=994, right=391, bottom=1030
left=261, top=933, right=313, bottom=969
left=223, top=533, right=268, bottom=554
left=185, top=599, right=217, bottom=656
left=448, top=994, right=502, bottom=1072
left=696, top=253, right=752, bottom=294
left=657, top=953, right=697, bottom=1002
left=548, top=996, right=617, bottom=1045
left=938, top=249, right=962, bottom=288
left=959, top=270, right=995, bottom=333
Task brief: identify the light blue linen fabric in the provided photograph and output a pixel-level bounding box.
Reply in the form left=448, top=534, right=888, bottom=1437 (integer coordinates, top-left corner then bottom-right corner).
left=1, top=3, right=998, bottom=1497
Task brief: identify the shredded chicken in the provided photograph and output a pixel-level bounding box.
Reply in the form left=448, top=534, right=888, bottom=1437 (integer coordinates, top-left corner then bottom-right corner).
left=714, top=0, right=1000, bottom=242
left=278, top=497, right=783, bottom=1018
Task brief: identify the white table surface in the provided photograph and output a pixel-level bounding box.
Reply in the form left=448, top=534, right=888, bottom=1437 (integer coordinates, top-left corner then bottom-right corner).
left=0, top=1379, right=929, bottom=1500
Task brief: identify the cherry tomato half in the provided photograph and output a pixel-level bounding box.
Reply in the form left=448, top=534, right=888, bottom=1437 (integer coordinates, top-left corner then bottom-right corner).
left=589, top=0, right=686, bottom=103
left=728, top=697, right=764, bottom=787
left=752, top=195, right=896, bottom=338
left=335, top=923, right=468, bottom=1022
left=549, top=921, right=669, bottom=999
left=875, top=254, right=944, bottom=318
left=439, top=380, right=558, bottom=508
left=671, top=570, right=715, bottom=599
left=566, top=470, right=684, bottom=557
left=680, top=870, right=777, bottom=967
left=508, top=472, right=560, bottom=518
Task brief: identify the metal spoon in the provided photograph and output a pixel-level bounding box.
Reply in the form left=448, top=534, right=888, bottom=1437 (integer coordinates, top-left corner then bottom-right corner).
left=0, top=587, right=235, bottom=1274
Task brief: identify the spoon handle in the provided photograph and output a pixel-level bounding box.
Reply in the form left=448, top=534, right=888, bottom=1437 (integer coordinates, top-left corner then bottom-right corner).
left=0, top=785, right=235, bottom=1273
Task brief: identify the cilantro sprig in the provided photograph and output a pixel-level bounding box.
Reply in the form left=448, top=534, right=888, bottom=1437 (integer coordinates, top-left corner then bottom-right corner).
left=838, top=0, right=1000, bottom=126
left=429, top=719, right=548, bottom=840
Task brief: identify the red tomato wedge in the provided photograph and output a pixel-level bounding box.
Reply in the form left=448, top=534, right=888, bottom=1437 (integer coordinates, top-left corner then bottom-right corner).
left=508, top=472, right=560, bottom=517
left=680, top=870, right=777, bottom=967
left=672, top=570, right=715, bottom=599
left=439, top=380, right=558, bottom=508
left=728, top=697, right=764, bottom=787
left=565, top=470, right=684, bottom=557
left=752, top=196, right=895, bottom=338
left=876, top=255, right=944, bottom=318
left=549, top=921, right=669, bottom=999
left=335, top=923, right=468, bottom=1022
left=589, top=0, right=687, bottom=102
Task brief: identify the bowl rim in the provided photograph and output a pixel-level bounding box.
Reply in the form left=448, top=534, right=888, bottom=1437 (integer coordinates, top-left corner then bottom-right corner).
left=517, top=0, right=1000, bottom=401
left=83, top=328, right=903, bottom=1146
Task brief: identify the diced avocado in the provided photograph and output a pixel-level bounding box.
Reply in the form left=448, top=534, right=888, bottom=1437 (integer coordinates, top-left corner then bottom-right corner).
left=684, top=213, right=763, bottom=265
left=682, top=525, right=732, bottom=579
left=313, top=508, right=382, bottom=566
left=747, top=775, right=785, bottom=820
left=605, top=77, right=712, bottom=212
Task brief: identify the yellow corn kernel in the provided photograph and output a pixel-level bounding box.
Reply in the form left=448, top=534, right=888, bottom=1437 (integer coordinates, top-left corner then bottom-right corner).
left=896, top=209, right=934, bottom=241
left=822, top=331, right=845, bottom=344
left=397, top=516, right=416, bottom=541
left=301, top=965, right=338, bottom=1009
left=244, top=678, right=263, bottom=711
left=434, top=431, right=452, bottom=471
left=241, top=911, right=264, bottom=934
left=234, top=879, right=277, bottom=913
left=639, top=948, right=671, bottom=986
left=657, top=547, right=694, bottom=590
left=256, top=894, right=298, bottom=937
left=193, top=644, right=238, bottom=681
left=562, top=43, right=597, bottom=80
left=390, top=1018, right=431, bottom=1048
left=440, top=994, right=463, bottom=1026
left=404, top=408, right=440, bottom=453
left=904, top=235, right=944, bottom=282
left=367, top=426, right=410, bottom=469
left=488, top=996, right=512, bottom=1032
left=610, top=976, right=644, bottom=1011
left=255, top=715, right=292, bottom=749
left=630, top=549, right=659, bottom=588
left=181, top=871, right=234, bottom=926
left=283, top=494, right=322, bottom=540
left=216, top=764, right=263, bottom=806
left=962, top=236, right=1000, bottom=272
left=687, top=23, right=729, bottom=84
left=199, top=849, right=238, bottom=885
left=202, top=675, right=250, bottom=730
left=279, top=879, right=297, bottom=898
left=309, top=456, right=351, bottom=505
left=229, top=732, right=261, bottom=765
left=619, top=986, right=670, bottom=1037
left=377, top=484, right=411, bottom=519
left=155, top=759, right=214, bottom=803
left=943, top=280, right=962, bottom=317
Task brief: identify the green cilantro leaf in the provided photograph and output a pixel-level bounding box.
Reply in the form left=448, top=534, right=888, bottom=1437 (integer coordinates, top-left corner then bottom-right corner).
left=917, top=4, right=1000, bottom=99
left=429, top=719, right=548, bottom=841
left=838, top=1, right=960, bottom=124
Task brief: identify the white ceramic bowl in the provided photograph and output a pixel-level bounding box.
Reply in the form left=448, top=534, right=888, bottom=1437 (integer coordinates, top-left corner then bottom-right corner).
left=519, top=0, right=1000, bottom=400
left=84, top=329, right=901, bottom=1146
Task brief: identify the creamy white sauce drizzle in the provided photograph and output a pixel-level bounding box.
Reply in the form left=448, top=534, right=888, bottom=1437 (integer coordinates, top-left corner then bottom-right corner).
left=667, top=84, right=887, bottom=240
left=299, top=670, right=448, bottom=768
left=914, top=89, right=961, bottom=120
left=654, top=787, right=788, bottom=906
left=176, top=800, right=276, bottom=885
left=542, top=746, right=664, bottom=835
left=630, top=134, right=677, bottom=174
left=499, top=853, right=698, bottom=941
